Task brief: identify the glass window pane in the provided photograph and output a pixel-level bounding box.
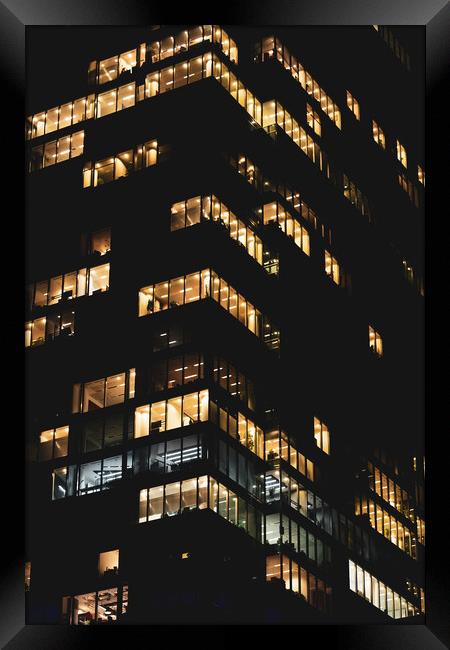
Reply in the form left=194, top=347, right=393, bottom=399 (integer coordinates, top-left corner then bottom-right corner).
left=105, top=373, right=126, bottom=407
left=83, top=418, right=103, bottom=452
left=57, top=136, right=71, bottom=163
left=183, top=353, right=200, bottom=384
left=181, top=478, right=197, bottom=511
left=97, top=89, right=117, bottom=117
left=102, top=456, right=122, bottom=487
left=184, top=272, right=200, bottom=303
left=139, top=489, right=148, bottom=522
left=119, top=49, right=136, bottom=73
left=43, top=141, right=57, bottom=167
left=79, top=460, right=102, bottom=494
left=171, top=200, right=186, bottom=231
left=218, top=483, right=228, bottom=518
left=149, top=441, right=165, bottom=472
left=90, top=228, right=111, bottom=256
left=118, top=83, right=135, bottom=110
left=49, top=276, right=63, bottom=305
left=39, top=429, right=54, bottom=461
left=83, top=379, right=105, bottom=412
left=62, top=272, right=77, bottom=299
left=54, top=426, right=69, bottom=457
left=167, top=356, right=182, bottom=389
left=73, top=98, right=86, bottom=124
left=154, top=281, right=169, bottom=311
left=148, top=486, right=163, bottom=520
left=104, top=412, right=123, bottom=447
left=165, top=481, right=180, bottom=516
left=198, top=475, right=208, bottom=509
left=71, top=131, right=85, bottom=159
left=167, top=396, right=182, bottom=430
left=169, top=276, right=185, bottom=307
left=99, top=56, right=118, bottom=84
left=88, top=264, right=110, bottom=295
left=45, top=107, right=59, bottom=134
left=186, top=197, right=201, bottom=226
left=94, top=158, right=115, bottom=186
left=182, top=393, right=198, bottom=425
left=150, top=400, right=166, bottom=433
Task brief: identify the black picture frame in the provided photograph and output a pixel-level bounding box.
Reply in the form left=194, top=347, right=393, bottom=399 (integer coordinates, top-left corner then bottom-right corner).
left=2, top=0, right=447, bottom=646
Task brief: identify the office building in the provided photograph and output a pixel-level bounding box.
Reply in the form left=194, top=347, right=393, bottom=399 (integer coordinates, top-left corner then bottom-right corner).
left=25, top=25, right=425, bottom=624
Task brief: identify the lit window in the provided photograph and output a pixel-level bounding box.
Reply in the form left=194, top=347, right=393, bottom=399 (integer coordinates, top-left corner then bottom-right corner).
left=307, top=103, right=321, bottom=136
left=324, top=250, right=340, bottom=285
left=39, top=426, right=69, bottom=461
left=29, top=131, right=84, bottom=172
left=372, top=120, right=386, bottom=149
left=62, top=585, right=128, bottom=624
left=368, top=325, right=383, bottom=357
left=396, top=140, right=407, bottom=168
left=98, top=549, right=119, bottom=576
left=25, top=312, right=74, bottom=347
left=25, top=562, right=31, bottom=591
left=263, top=202, right=310, bottom=256
left=88, top=227, right=111, bottom=256
left=98, top=55, right=119, bottom=84
left=88, top=263, right=110, bottom=295
left=417, top=165, right=425, bottom=186
left=313, top=417, right=330, bottom=454
left=133, top=390, right=209, bottom=438
left=346, top=91, right=360, bottom=120
left=72, top=369, right=135, bottom=413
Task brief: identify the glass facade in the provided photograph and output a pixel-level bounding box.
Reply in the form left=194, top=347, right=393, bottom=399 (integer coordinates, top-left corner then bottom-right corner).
left=138, top=269, right=280, bottom=349
left=139, top=475, right=261, bottom=541
left=266, top=554, right=332, bottom=613
left=171, top=195, right=263, bottom=266
left=255, top=36, right=342, bottom=129
left=262, top=201, right=310, bottom=256
left=349, top=560, right=419, bottom=618
left=25, top=312, right=75, bottom=347
left=83, top=140, right=158, bottom=188
left=72, top=369, right=135, bottom=413
left=26, top=26, right=424, bottom=627
left=29, top=131, right=84, bottom=171
left=27, top=263, right=110, bottom=310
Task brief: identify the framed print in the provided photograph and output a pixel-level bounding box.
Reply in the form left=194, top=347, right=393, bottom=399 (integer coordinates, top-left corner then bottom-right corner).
left=1, top=0, right=447, bottom=646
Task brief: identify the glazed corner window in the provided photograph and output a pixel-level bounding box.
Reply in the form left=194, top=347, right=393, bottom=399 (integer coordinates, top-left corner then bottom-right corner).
left=324, top=250, right=340, bottom=285
left=39, top=426, right=69, bottom=461
left=396, top=140, right=407, bottom=168
left=98, top=549, right=119, bottom=576
left=369, top=325, right=383, bottom=357
left=89, top=228, right=111, bottom=256
left=313, top=417, right=330, bottom=454
left=417, top=165, right=425, bottom=186
left=372, top=120, right=386, bottom=149
left=72, top=368, right=135, bottom=413
left=346, top=91, right=360, bottom=120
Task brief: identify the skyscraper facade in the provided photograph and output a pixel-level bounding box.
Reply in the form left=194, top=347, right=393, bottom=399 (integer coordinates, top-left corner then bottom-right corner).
left=25, top=25, right=425, bottom=625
